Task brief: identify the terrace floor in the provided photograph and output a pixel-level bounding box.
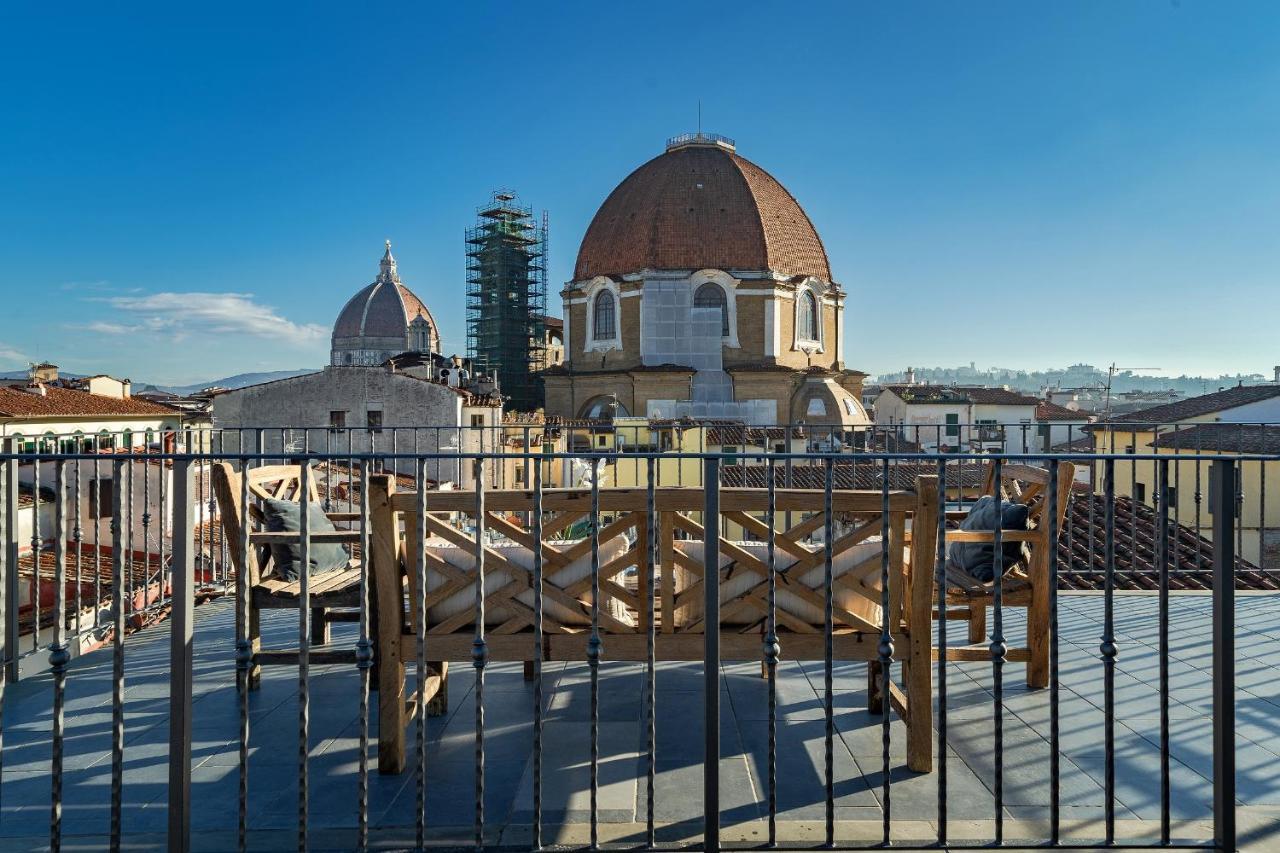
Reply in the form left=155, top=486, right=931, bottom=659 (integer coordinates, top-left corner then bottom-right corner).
left=1, top=593, right=1279, bottom=851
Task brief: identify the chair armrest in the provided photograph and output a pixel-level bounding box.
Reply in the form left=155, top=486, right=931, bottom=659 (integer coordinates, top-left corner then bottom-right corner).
left=250, top=530, right=363, bottom=545
left=942, top=530, right=1039, bottom=543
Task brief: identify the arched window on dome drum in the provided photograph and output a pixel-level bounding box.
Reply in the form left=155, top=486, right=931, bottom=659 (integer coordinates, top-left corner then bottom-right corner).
left=693, top=283, right=729, bottom=337
left=799, top=290, right=819, bottom=341
left=592, top=291, right=616, bottom=341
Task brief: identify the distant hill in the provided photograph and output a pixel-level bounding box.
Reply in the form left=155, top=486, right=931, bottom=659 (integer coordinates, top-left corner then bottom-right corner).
left=152, top=369, right=319, bottom=395
left=3, top=368, right=319, bottom=395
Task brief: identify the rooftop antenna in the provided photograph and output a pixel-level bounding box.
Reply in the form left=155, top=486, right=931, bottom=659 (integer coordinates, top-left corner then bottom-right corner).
left=697, top=99, right=702, bottom=136
left=1104, top=362, right=1161, bottom=419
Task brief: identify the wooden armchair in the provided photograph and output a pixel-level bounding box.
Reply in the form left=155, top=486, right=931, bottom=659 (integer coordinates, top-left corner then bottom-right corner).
left=938, top=461, right=1075, bottom=688
left=211, top=462, right=365, bottom=689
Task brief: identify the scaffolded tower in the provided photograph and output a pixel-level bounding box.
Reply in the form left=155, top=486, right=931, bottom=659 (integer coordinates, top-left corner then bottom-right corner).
left=465, top=191, right=548, bottom=412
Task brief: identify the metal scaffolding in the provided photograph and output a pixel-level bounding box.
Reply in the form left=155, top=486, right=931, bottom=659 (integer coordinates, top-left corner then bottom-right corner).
left=465, top=190, right=548, bottom=412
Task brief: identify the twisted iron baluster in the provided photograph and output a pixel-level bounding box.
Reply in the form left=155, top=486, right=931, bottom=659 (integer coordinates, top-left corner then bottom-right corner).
left=110, top=460, right=125, bottom=852
left=126, top=460, right=134, bottom=632
left=587, top=458, right=602, bottom=851
left=236, top=458, right=251, bottom=853
left=935, top=457, right=948, bottom=846
left=645, top=456, right=656, bottom=846
left=31, top=455, right=40, bottom=654
left=142, top=456, right=151, bottom=614
left=878, top=456, right=893, bottom=846
left=823, top=456, right=835, bottom=846
left=1048, top=460, right=1061, bottom=845
left=49, top=461, right=68, bottom=852
left=356, top=458, right=373, bottom=852
left=93, top=454, right=102, bottom=634
left=297, top=460, right=312, bottom=853
left=473, top=457, right=489, bottom=851
left=416, top=460, right=428, bottom=851
left=1102, top=458, right=1118, bottom=844
left=533, top=460, right=545, bottom=850
left=991, top=458, right=1007, bottom=845
left=765, top=460, right=779, bottom=847
left=1157, top=458, right=1171, bottom=845
left=73, top=459, right=82, bottom=647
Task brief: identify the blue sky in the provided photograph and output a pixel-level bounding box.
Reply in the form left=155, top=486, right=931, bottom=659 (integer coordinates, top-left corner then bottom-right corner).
left=2, top=1, right=1278, bottom=385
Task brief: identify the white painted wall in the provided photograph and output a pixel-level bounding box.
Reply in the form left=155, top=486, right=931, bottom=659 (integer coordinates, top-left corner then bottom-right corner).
left=1034, top=420, right=1093, bottom=452
left=212, top=367, right=503, bottom=487
left=0, top=416, right=178, bottom=451
left=971, top=403, right=1039, bottom=453
left=1212, top=396, right=1280, bottom=423
left=19, top=458, right=218, bottom=559
left=872, top=390, right=970, bottom=450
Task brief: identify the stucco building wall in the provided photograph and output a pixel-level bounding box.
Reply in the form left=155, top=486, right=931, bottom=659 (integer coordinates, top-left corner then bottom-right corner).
left=212, top=367, right=499, bottom=486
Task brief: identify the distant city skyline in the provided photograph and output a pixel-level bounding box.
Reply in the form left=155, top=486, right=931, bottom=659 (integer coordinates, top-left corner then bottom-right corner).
left=8, top=361, right=1273, bottom=401
left=872, top=361, right=1279, bottom=400
left=3, top=2, right=1278, bottom=384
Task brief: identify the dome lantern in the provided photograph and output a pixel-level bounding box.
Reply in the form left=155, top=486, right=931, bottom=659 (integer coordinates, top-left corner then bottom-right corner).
left=377, top=239, right=397, bottom=283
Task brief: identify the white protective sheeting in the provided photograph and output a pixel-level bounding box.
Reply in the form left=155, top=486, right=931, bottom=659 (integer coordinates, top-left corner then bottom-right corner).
left=639, top=281, right=777, bottom=425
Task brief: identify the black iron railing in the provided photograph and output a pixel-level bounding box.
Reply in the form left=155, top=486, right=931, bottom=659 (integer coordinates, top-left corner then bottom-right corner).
left=0, top=435, right=1273, bottom=851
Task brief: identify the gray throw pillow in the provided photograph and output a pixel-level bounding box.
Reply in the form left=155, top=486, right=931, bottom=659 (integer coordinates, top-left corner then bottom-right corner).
left=260, top=498, right=350, bottom=581
left=946, top=495, right=1029, bottom=584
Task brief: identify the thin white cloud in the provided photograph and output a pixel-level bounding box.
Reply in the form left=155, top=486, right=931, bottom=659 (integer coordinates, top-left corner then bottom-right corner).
left=98, top=292, right=327, bottom=347
left=0, top=343, right=26, bottom=366
left=59, top=280, right=112, bottom=292
left=82, top=321, right=139, bottom=335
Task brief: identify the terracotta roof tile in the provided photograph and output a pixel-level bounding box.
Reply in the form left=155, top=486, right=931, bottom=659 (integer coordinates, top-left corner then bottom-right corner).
left=1058, top=492, right=1272, bottom=590
left=704, top=425, right=803, bottom=445
left=958, top=387, right=1040, bottom=406
left=720, top=459, right=988, bottom=490
left=882, top=385, right=1040, bottom=407
left=1036, top=401, right=1093, bottom=421
left=881, top=385, right=970, bottom=404
left=574, top=142, right=830, bottom=281
left=0, top=386, right=179, bottom=419
left=1150, top=423, right=1280, bottom=454
left=1117, top=384, right=1280, bottom=424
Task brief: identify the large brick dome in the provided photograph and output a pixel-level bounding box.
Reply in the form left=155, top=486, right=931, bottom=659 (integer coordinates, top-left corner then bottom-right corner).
left=574, top=134, right=831, bottom=282
left=332, top=280, right=434, bottom=340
